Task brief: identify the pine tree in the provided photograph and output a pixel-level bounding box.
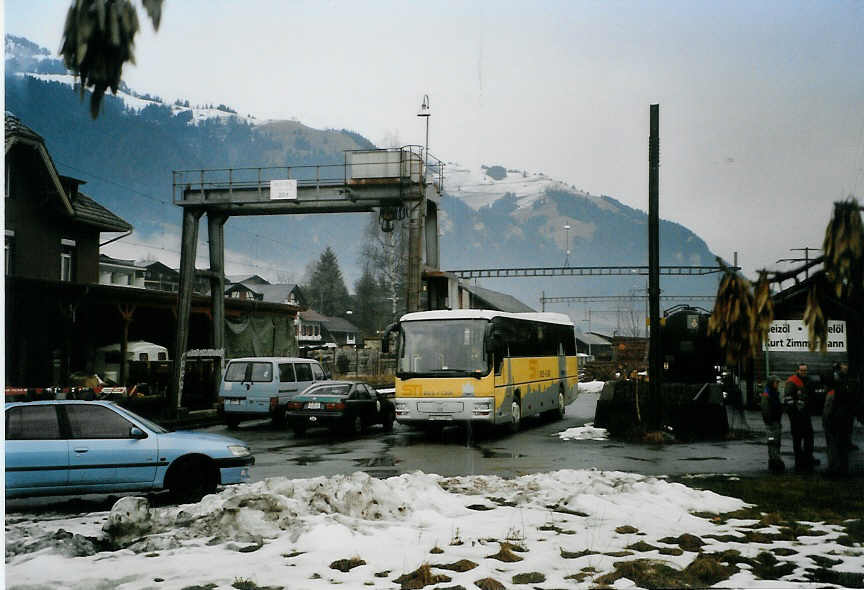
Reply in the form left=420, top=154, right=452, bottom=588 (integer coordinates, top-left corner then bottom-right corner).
left=353, top=267, right=381, bottom=337
left=304, top=247, right=350, bottom=317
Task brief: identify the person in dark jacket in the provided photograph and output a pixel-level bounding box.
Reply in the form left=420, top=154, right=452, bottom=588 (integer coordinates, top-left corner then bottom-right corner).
left=823, top=362, right=862, bottom=476
left=784, top=363, right=816, bottom=472
left=761, top=375, right=785, bottom=473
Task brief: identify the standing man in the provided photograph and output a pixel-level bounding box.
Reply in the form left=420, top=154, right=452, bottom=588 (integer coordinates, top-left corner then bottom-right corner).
left=823, top=362, right=862, bottom=476
left=784, top=363, right=816, bottom=472
left=761, top=375, right=785, bottom=473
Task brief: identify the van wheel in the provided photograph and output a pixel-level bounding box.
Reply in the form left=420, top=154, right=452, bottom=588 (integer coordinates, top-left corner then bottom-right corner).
left=226, top=416, right=240, bottom=429
left=509, top=399, right=522, bottom=433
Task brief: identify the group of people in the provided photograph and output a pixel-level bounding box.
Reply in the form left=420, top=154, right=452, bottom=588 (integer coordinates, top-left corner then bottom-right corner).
left=761, top=362, right=863, bottom=475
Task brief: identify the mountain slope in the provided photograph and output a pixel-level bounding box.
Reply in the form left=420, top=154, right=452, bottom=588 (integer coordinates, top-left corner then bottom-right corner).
left=5, top=35, right=720, bottom=326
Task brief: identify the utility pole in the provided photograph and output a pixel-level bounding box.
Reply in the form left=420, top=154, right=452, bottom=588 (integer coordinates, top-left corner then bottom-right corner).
left=647, top=104, right=663, bottom=431
left=777, top=247, right=822, bottom=279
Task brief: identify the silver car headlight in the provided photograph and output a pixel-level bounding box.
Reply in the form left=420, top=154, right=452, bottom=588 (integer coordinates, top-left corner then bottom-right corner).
left=228, top=445, right=251, bottom=457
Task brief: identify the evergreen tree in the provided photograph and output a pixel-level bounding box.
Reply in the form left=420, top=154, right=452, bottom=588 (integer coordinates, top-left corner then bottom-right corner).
left=304, top=247, right=350, bottom=317
left=353, top=266, right=382, bottom=337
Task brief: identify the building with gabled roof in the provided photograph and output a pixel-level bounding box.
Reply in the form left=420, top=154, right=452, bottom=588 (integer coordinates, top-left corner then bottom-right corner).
left=5, top=112, right=132, bottom=283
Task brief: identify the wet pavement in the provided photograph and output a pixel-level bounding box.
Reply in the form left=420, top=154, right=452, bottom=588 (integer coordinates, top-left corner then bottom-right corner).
left=208, top=390, right=864, bottom=482
left=7, top=389, right=862, bottom=514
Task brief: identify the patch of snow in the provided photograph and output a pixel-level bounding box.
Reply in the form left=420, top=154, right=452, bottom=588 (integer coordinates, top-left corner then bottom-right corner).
left=15, top=469, right=858, bottom=589
left=578, top=380, right=605, bottom=394
left=558, top=423, right=609, bottom=440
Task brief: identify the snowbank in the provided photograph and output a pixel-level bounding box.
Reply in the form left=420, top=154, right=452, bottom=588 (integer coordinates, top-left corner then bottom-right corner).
left=6, top=469, right=860, bottom=589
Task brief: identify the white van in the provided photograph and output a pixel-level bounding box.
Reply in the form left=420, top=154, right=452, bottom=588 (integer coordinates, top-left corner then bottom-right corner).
left=217, top=357, right=329, bottom=428
left=94, top=341, right=169, bottom=383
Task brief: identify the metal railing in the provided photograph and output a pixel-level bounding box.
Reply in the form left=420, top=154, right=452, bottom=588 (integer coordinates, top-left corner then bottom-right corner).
left=172, top=146, right=444, bottom=205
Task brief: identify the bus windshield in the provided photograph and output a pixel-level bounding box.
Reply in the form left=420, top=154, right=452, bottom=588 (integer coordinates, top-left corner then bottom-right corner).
left=398, top=319, right=489, bottom=378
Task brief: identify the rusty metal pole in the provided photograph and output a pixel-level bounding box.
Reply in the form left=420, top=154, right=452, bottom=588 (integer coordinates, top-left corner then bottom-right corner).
left=169, top=208, right=202, bottom=417
left=207, top=212, right=227, bottom=354
left=648, top=104, right=663, bottom=431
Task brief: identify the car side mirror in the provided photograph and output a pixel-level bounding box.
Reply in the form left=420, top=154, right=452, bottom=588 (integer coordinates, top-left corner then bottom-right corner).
left=129, top=427, right=147, bottom=439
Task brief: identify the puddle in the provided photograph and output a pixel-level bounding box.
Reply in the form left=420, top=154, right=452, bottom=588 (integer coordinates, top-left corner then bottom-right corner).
left=622, top=456, right=658, bottom=463
left=681, top=457, right=727, bottom=462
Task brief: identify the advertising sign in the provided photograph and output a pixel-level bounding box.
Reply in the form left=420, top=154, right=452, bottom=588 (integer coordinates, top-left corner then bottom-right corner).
left=763, top=319, right=847, bottom=352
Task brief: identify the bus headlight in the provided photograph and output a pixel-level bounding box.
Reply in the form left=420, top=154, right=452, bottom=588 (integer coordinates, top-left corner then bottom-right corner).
left=472, top=400, right=492, bottom=416
left=395, top=400, right=409, bottom=416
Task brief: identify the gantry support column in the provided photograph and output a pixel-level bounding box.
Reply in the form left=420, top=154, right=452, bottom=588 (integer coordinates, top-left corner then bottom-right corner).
left=208, top=213, right=228, bottom=356
left=406, top=201, right=424, bottom=313
left=169, top=208, right=203, bottom=417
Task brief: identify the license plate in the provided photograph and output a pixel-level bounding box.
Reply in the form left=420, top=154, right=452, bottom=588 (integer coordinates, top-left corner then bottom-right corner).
left=228, top=399, right=242, bottom=405
left=306, top=402, right=321, bottom=410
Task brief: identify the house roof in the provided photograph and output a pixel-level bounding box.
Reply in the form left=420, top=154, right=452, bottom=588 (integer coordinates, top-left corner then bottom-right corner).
left=320, top=316, right=359, bottom=333
left=5, top=112, right=73, bottom=216
left=99, top=254, right=139, bottom=268
left=253, top=284, right=300, bottom=304
left=299, top=310, right=328, bottom=322
left=5, top=112, right=132, bottom=232
left=462, top=284, right=536, bottom=313
left=576, top=332, right=613, bottom=346
left=226, top=274, right=270, bottom=285
left=144, top=261, right=178, bottom=275
left=73, top=192, right=133, bottom=232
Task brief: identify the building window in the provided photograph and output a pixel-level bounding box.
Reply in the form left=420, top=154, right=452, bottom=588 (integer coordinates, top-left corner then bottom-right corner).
left=4, top=230, right=14, bottom=275
left=60, top=239, right=76, bottom=282
left=347, top=333, right=356, bottom=345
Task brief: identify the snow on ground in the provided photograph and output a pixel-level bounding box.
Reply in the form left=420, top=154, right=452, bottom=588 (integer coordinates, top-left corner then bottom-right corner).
left=578, top=380, right=605, bottom=394
left=558, top=423, right=609, bottom=441
left=5, top=469, right=861, bottom=589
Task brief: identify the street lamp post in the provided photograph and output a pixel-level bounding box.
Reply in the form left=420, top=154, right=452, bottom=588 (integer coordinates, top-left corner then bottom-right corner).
left=563, top=223, right=571, bottom=267
left=418, top=94, right=430, bottom=177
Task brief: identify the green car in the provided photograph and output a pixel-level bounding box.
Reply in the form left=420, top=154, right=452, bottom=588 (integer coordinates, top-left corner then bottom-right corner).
left=286, top=381, right=396, bottom=436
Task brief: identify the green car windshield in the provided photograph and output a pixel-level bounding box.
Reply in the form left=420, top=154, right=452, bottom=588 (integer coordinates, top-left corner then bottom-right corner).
left=398, top=319, right=488, bottom=378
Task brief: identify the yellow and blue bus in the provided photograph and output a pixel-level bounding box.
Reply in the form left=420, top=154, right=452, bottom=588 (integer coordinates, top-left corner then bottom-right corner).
left=386, top=310, right=579, bottom=431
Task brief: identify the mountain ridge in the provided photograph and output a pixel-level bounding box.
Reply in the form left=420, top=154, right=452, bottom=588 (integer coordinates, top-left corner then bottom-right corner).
left=4, top=35, right=720, bottom=330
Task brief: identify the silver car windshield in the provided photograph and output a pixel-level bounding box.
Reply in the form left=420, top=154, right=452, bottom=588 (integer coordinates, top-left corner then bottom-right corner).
left=398, top=319, right=488, bottom=376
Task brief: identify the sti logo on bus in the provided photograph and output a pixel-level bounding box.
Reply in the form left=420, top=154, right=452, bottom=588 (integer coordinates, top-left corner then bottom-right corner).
left=402, top=383, right=423, bottom=397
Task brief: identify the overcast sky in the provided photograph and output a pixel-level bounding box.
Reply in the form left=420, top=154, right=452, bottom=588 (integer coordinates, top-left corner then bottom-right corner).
left=5, top=0, right=864, bottom=278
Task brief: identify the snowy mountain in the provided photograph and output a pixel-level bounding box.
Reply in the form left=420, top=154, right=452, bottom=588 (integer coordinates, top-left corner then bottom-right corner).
left=4, top=35, right=720, bottom=327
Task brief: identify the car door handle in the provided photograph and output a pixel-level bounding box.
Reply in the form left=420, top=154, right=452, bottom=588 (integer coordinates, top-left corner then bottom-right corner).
left=73, top=448, right=89, bottom=454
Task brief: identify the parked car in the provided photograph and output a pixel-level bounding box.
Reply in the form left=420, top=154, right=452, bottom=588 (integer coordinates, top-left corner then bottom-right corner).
left=5, top=400, right=254, bottom=500
left=217, top=357, right=330, bottom=428
left=286, top=381, right=396, bottom=436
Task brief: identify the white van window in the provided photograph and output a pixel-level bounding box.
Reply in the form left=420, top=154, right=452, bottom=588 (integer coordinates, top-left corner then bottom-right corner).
left=279, top=363, right=296, bottom=382
left=294, top=363, right=313, bottom=382
left=250, top=363, right=273, bottom=382
left=311, top=363, right=325, bottom=381
left=225, top=362, right=248, bottom=382
left=138, top=353, right=148, bottom=361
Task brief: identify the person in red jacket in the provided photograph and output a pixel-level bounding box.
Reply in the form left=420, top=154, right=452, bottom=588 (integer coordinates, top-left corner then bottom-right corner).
left=761, top=375, right=785, bottom=473
left=784, top=363, right=816, bottom=472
